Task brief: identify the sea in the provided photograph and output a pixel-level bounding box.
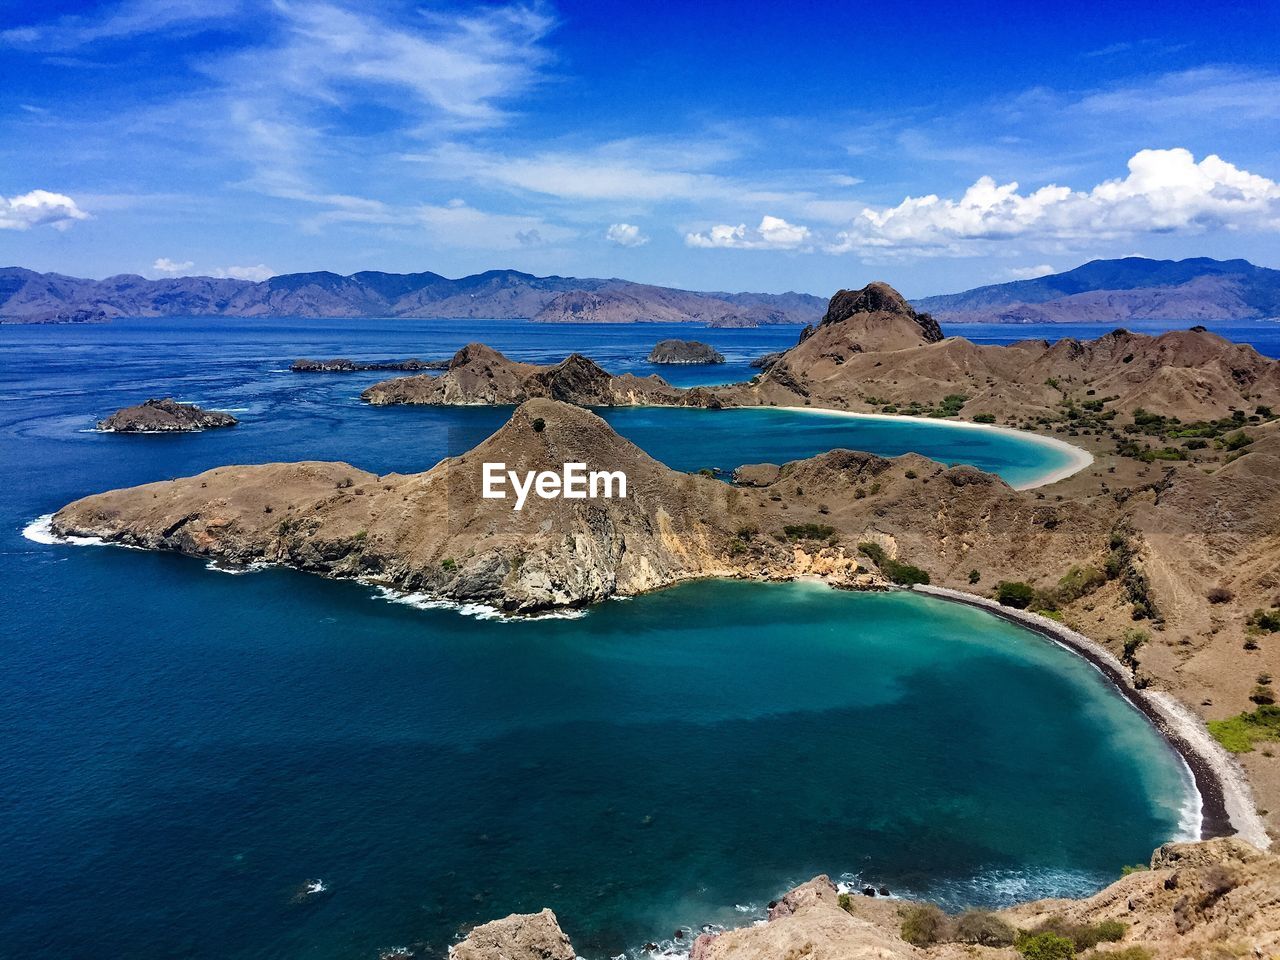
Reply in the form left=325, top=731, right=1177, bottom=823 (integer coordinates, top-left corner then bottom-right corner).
left=3, top=314, right=1271, bottom=959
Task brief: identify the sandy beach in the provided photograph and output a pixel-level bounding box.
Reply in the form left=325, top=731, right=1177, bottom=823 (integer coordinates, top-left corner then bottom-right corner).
left=769, top=405, right=1095, bottom=489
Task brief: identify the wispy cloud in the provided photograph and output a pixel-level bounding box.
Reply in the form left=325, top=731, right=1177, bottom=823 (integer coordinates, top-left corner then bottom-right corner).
left=0, top=190, right=90, bottom=230
left=1, top=0, right=244, bottom=50
left=213, top=263, right=273, bottom=281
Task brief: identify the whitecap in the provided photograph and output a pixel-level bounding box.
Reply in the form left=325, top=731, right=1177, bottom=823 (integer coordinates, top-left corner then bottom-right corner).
left=205, top=559, right=273, bottom=575
left=21, top=514, right=144, bottom=549
left=371, top=585, right=587, bottom=623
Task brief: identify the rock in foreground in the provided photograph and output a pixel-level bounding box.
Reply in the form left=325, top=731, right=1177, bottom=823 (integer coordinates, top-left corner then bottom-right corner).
left=449, top=909, right=575, bottom=960
left=647, top=339, right=725, bottom=364
left=458, top=839, right=1280, bottom=960
left=97, top=398, right=238, bottom=433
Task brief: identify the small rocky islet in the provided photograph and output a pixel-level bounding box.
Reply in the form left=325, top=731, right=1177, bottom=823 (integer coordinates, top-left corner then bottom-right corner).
left=96, top=397, right=238, bottom=433
left=646, top=338, right=725, bottom=363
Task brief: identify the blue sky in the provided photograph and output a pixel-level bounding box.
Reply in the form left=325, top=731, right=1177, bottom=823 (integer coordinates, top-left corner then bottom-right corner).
left=1, top=0, right=1278, bottom=297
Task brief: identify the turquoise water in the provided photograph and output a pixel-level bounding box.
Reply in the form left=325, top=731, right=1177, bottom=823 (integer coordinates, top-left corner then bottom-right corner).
left=0, top=317, right=1201, bottom=959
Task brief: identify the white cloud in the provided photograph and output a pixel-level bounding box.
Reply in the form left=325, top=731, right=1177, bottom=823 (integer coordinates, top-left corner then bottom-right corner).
left=686, top=215, right=811, bottom=250
left=213, top=264, right=274, bottom=281
left=1006, top=264, right=1056, bottom=280
left=0, top=189, right=90, bottom=230
left=152, top=257, right=194, bottom=274
left=606, top=223, right=648, bottom=247
left=829, top=149, right=1280, bottom=255
left=1, top=0, right=243, bottom=50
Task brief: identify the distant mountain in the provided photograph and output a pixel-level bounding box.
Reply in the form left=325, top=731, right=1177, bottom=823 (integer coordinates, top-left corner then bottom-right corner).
left=914, top=257, right=1280, bottom=324
left=0, top=266, right=825, bottom=326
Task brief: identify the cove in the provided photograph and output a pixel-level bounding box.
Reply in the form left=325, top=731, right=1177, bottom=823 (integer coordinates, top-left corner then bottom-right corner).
left=1, top=556, right=1194, bottom=959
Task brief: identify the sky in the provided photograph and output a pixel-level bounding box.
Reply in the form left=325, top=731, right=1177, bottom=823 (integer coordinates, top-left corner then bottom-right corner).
left=1, top=0, right=1278, bottom=298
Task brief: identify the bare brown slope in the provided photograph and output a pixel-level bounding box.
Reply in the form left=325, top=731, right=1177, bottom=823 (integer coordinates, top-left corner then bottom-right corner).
left=53, top=400, right=747, bottom=611
left=733, top=283, right=1280, bottom=422
left=360, top=343, right=685, bottom=406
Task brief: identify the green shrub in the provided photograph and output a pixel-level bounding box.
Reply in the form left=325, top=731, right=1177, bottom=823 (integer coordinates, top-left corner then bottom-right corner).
left=1210, top=704, right=1280, bottom=752
left=974, top=413, right=996, bottom=424
left=1120, top=864, right=1147, bottom=876
left=837, top=892, right=853, bottom=913
left=899, top=903, right=948, bottom=946
left=1055, top=565, right=1106, bottom=603
left=441, top=557, right=457, bottom=572
left=858, top=542, right=930, bottom=586
left=1029, top=916, right=1126, bottom=951
left=968, top=569, right=981, bottom=584
left=1016, top=931, right=1075, bottom=960
left=1249, top=607, right=1280, bottom=632
left=783, top=523, right=835, bottom=542
left=997, top=581, right=1037, bottom=609
left=531, top=417, right=546, bottom=432
left=1088, top=949, right=1151, bottom=960
left=1222, top=430, right=1253, bottom=451
left=954, top=910, right=1015, bottom=946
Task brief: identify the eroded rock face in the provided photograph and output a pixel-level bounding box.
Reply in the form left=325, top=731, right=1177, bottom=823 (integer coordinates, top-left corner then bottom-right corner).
left=647, top=340, right=726, bottom=364
left=449, top=908, right=575, bottom=960
left=361, top=344, right=684, bottom=407
left=97, top=398, right=238, bottom=433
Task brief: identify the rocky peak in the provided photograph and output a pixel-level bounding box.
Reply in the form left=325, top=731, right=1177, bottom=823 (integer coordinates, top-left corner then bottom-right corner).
left=448, top=342, right=507, bottom=370
left=821, top=281, right=944, bottom=343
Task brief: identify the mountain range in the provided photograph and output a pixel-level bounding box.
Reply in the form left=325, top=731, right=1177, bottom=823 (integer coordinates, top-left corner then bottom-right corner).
left=0, top=267, right=825, bottom=326
left=915, top=256, right=1280, bottom=324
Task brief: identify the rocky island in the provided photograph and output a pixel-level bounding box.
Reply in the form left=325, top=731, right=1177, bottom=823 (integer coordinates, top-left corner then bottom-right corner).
left=96, top=397, right=238, bottom=433
left=360, top=342, right=699, bottom=406
left=646, top=339, right=725, bottom=363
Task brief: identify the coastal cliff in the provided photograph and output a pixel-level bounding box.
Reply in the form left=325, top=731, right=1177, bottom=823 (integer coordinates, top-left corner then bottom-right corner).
left=453, top=838, right=1280, bottom=960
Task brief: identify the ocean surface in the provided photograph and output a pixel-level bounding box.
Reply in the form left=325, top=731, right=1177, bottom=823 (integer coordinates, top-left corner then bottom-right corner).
left=3, top=314, right=1268, bottom=959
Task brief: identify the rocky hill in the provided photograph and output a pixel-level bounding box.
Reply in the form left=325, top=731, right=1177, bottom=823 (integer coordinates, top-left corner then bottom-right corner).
left=360, top=343, right=690, bottom=406
left=915, top=256, right=1280, bottom=323
left=0, top=265, right=824, bottom=325
left=647, top=339, right=725, bottom=363
left=733, top=282, right=1280, bottom=422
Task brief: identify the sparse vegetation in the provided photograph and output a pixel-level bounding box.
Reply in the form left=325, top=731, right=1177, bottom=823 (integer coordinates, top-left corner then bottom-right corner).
left=1249, top=607, right=1280, bottom=632
left=1206, top=586, right=1234, bottom=604
left=899, top=903, right=948, bottom=947
left=1015, top=931, right=1076, bottom=960
left=968, top=569, right=981, bottom=585
left=531, top=417, right=546, bottom=432
left=783, top=523, right=836, bottom=542
left=441, top=557, right=457, bottom=572
left=954, top=910, right=1016, bottom=946
left=858, top=542, right=930, bottom=586
left=997, top=580, right=1036, bottom=609
left=1208, top=704, right=1280, bottom=753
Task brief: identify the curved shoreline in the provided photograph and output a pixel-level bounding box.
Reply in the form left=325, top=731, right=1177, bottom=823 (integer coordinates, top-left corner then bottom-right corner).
left=913, top=584, right=1269, bottom=850
left=767, top=404, right=1095, bottom=489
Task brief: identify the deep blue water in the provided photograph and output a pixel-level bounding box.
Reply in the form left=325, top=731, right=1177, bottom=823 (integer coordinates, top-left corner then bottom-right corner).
left=1, top=315, right=1258, bottom=959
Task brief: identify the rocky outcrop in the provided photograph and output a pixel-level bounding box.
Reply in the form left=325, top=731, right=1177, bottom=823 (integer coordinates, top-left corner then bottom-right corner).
left=290, top=357, right=447, bottom=373
left=647, top=339, right=726, bottom=364
left=97, top=398, right=238, bottom=433
left=473, top=838, right=1280, bottom=960
left=449, top=908, right=575, bottom=960
left=360, top=344, right=686, bottom=407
